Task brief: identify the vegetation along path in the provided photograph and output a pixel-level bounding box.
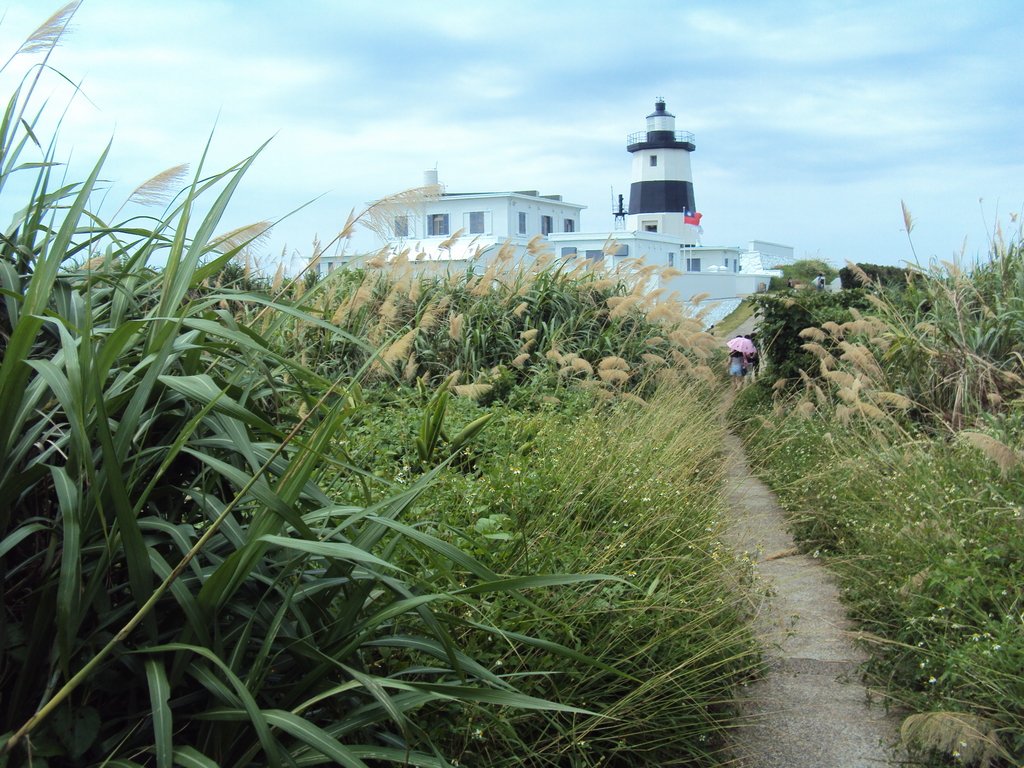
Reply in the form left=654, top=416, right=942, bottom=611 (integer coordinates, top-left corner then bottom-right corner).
left=720, top=323, right=904, bottom=767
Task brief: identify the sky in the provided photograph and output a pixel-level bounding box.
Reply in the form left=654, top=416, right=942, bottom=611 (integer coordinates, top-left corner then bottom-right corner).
left=0, top=0, right=1021, bottom=272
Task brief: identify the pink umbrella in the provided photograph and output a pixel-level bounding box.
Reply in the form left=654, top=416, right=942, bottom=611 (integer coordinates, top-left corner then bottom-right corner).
left=726, top=336, right=756, bottom=356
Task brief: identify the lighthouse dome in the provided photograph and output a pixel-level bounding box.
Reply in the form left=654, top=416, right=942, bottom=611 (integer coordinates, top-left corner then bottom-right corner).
left=647, top=99, right=675, bottom=132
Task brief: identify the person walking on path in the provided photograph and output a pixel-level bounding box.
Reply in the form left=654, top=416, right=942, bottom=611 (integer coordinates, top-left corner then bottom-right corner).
left=726, top=335, right=756, bottom=389
left=727, top=349, right=746, bottom=389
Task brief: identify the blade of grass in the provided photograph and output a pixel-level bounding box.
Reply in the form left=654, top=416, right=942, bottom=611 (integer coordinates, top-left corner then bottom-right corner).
left=144, top=659, right=173, bottom=768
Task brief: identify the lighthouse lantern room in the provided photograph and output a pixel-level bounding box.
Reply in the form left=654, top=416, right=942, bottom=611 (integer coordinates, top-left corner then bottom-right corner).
left=626, top=99, right=699, bottom=243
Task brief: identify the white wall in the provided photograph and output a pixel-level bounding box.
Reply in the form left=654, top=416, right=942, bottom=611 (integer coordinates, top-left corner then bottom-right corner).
left=660, top=271, right=768, bottom=300
left=748, top=240, right=795, bottom=266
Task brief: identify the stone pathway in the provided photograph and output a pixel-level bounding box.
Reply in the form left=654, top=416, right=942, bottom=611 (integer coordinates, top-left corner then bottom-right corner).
left=719, top=318, right=905, bottom=767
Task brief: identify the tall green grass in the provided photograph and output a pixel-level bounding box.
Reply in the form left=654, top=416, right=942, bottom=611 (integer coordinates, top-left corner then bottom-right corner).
left=732, top=230, right=1024, bottom=766
left=0, top=10, right=758, bottom=767
left=0, top=17, right=599, bottom=766
left=339, top=382, right=758, bottom=766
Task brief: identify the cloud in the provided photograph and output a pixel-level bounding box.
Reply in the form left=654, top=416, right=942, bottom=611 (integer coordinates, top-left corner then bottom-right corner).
left=0, top=0, right=1020, bottom=270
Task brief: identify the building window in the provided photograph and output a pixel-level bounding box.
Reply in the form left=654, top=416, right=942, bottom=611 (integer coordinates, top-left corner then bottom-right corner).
left=393, top=216, right=409, bottom=237
left=643, top=221, right=658, bottom=232
left=585, top=250, right=604, bottom=262
left=428, top=213, right=449, bottom=237
left=650, top=155, right=658, bottom=167
left=668, top=252, right=674, bottom=267
left=518, top=211, right=527, bottom=234
left=563, top=218, right=575, bottom=233
left=686, top=257, right=701, bottom=272
left=723, top=257, right=729, bottom=268
left=561, top=247, right=577, bottom=257
left=469, top=211, right=484, bottom=234
left=541, top=215, right=553, bottom=235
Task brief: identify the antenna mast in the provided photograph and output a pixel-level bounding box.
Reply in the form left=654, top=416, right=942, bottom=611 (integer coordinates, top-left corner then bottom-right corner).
left=611, top=188, right=626, bottom=230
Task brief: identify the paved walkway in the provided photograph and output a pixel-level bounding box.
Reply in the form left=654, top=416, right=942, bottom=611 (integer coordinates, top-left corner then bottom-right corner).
left=719, top=317, right=905, bottom=767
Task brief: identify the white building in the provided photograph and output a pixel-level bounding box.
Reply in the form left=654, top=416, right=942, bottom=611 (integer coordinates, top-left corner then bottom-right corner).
left=320, top=99, right=786, bottom=301
left=343, top=179, right=586, bottom=265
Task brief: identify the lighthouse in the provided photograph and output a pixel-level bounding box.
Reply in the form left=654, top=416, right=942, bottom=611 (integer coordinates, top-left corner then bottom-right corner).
left=626, top=98, right=699, bottom=243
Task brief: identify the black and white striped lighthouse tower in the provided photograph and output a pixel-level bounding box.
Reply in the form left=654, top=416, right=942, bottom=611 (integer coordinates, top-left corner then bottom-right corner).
left=626, top=98, right=700, bottom=243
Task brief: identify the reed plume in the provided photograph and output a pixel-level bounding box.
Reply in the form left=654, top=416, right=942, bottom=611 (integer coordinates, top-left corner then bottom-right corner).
left=799, top=327, right=828, bottom=343
left=820, top=320, right=843, bottom=339
left=569, top=357, right=594, bottom=375
left=838, top=342, right=884, bottom=382
left=959, top=431, right=1021, bottom=475
left=900, top=711, right=1005, bottom=767
left=645, top=302, right=680, bottom=323
left=795, top=401, right=817, bottom=419
left=417, top=299, right=441, bottom=332
left=402, top=354, right=418, bottom=382
left=453, top=384, right=493, bottom=400
left=598, top=369, right=629, bottom=386
left=210, top=221, right=273, bottom=256
left=448, top=313, right=464, bottom=341
left=16, top=1, right=80, bottom=57
left=823, top=369, right=857, bottom=389
left=382, top=328, right=418, bottom=367
left=854, top=401, right=886, bottom=421
left=126, top=164, right=191, bottom=207
left=871, top=391, right=913, bottom=411
left=359, top=183, right=442, bottom=241
left=598, top=356, right=629, bottom=371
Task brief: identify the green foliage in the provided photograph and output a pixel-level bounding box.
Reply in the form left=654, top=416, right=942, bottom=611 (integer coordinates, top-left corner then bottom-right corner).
left=734, top=232, right=1024, bottom=765
left=0, top=44, right=601, bottom=768
left=0, top=24, right=757, bottom=768
left=838, top=262, right=915, bottom=291
left=751, top=289, right=872, bottom=382
left=873, top=242, right=1024, bottom=431
left=737, top=411, right=1023, bottom=765
left=345, top=383, right=759, bottom=766
left=767, top=258, right=837, bottom=290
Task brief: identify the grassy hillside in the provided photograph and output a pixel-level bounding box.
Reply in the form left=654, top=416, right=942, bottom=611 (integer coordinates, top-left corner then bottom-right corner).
left=732, top=245, right=1024, bottom=767
left=0, top=25, right=756, bottom=767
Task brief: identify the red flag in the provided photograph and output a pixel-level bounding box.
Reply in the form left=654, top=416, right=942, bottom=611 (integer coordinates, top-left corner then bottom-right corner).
left=684, top=211, right=702, bottom=226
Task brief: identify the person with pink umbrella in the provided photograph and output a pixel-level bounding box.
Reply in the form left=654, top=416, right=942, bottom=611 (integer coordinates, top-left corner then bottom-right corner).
left=726, top=335, right=757, bottom=389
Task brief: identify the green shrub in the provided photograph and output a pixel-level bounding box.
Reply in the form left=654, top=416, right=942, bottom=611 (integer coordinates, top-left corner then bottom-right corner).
left=838, top=262, right=915, bottom=291
left=767, top=258, right=837, bottom=290
left=750, top=289, right=872, bottom=383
